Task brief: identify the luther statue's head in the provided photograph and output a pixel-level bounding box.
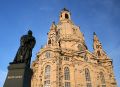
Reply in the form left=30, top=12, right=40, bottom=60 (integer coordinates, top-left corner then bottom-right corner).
left=28, top=30, right=32, bottom=36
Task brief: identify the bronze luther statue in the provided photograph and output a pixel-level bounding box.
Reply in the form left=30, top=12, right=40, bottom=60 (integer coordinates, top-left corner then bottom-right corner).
left=4, top=30, right=36, bottom=87
left=11, top=30, right=36, bottom=66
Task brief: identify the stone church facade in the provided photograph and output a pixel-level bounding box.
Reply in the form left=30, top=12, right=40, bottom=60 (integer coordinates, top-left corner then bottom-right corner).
left=31, top=8, right=117, bottom=87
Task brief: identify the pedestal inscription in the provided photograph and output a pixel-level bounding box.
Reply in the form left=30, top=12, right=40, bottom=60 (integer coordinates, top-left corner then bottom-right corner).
left=4, top=63, right=32, bottom=87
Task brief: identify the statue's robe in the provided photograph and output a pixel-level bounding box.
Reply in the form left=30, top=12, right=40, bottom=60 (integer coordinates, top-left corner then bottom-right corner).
left=13, top=34, right=36, bottom=65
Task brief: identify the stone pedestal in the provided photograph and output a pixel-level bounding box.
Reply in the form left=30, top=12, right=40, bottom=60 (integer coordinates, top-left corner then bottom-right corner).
left=4, top=63, right=32, bottom=87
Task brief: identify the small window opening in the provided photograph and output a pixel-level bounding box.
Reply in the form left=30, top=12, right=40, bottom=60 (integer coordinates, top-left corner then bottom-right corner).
left=97, top=51, right=101, bottom=56
left=48, top=39, right=51, bottom=44
left=65, top=14, right=69, bottom=19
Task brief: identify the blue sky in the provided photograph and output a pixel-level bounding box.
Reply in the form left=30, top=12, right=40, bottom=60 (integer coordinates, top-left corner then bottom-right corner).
left=0, top=0, right=120, bottom=86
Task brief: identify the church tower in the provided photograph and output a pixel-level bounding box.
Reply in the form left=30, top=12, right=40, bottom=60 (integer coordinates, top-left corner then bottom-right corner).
left=93, top=32, right=106, bottom=58
left=47, top=21, right=59, bottom=48
left=93, top=32, right=117, bottom=86
left=31, top=8, right=117, bottom=87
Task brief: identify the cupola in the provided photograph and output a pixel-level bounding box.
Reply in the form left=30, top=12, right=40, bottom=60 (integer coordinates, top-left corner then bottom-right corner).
left=59, top=8, right=71, bottom=21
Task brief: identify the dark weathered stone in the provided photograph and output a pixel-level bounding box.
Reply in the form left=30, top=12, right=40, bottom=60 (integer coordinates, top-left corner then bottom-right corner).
left=4, top=63, right=32, bottom=87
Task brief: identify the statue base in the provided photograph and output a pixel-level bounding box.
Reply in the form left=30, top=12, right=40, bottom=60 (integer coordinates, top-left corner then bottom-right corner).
left=3, top=63, right=32, bottom=87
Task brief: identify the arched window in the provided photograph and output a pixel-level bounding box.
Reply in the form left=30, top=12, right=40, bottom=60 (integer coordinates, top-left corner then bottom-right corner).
left=45, top=51, right=50, bottom=58
left=44, top=65, right=51, bottom=87
left=100, top=72, right=106, bottom=87
left=64, top=67, right=70, bottom=87
left=45, top=65, right=50, bottom=79
left=85, top=68, right=91, bottom=81
left=65, top=14, right=69, bottom=19
left=85, top=68, right=92, bottom=87
left=64, top=67, right=70, bottom=80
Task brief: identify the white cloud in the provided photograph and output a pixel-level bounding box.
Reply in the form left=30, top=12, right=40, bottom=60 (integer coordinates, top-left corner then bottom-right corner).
left=0, top=69, right=7, bottom=87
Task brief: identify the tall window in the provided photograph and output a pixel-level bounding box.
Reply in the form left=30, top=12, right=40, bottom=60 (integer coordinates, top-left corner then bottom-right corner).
left=100, top=72, right=106, bottom=87
left=64, top=67, right=70, bottom=87
left=85, top=68, right=91, bottom=81
left=44, top=65, right=51, bottom=87
left=56, top=29, right=60, bottom=40
left=97, top=51, right=101, bottom=56
left=64, top=67, right=70, bottom=80
left=86, top=83, right=92, bottom=87
left=65, top=14, right=69, bottom=19
left=45, top=51, right=50, bottom=58
left=48, top=39, right=51, bottom=44
left=85, top=68, right=92, bottom=87
left=65, top=82, right=70, bottom=87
